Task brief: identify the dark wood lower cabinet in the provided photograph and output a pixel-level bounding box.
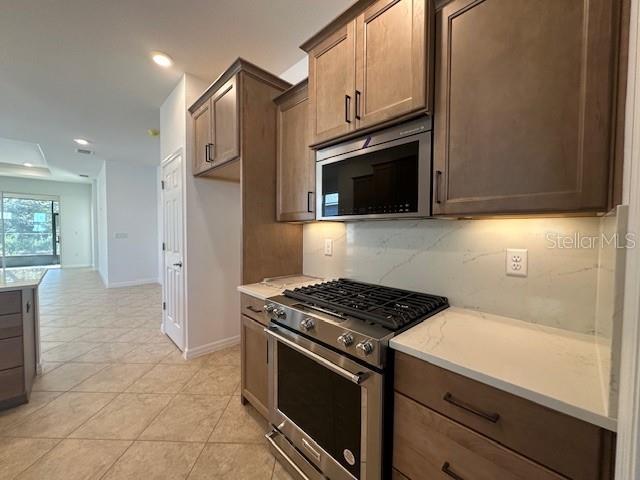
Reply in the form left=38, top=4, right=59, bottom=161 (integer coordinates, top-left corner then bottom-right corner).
left=240, top=313, right=269, bottom=418
left=0, top=288, right=37, bottom=410
left=393, top=353, right=616, bottom=480
left=394, top=393, right=565, bottom=480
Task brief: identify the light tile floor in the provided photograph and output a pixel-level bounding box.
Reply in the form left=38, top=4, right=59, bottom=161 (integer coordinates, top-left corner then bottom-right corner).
left=0, top=269, right=293, bottom=480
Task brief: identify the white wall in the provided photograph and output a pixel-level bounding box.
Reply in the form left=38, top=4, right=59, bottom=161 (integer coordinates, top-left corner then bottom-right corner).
left=103, top=161, right=159, bottom=287
left=160, top=74, right=242, bottom=355
left=0, top=176, right=93, bottom=267
left=280, top=56, right=308, bottom=84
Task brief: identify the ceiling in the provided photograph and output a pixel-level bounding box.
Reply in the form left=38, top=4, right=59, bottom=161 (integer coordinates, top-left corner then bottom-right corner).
left=0, top=0, right=353, bottom=183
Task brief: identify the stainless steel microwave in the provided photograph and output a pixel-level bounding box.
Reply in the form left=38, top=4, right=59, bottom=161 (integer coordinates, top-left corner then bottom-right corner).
left=316, top=117, right=432, bottom=221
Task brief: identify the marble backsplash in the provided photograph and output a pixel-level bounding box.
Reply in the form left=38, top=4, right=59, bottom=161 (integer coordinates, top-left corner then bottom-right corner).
left=594, top=205, right=628, bottom=416
left=303, top=216, right=612, bottom=334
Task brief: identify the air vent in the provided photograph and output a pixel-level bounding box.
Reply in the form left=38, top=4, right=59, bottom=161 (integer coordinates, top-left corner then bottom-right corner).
left=79, top=174, right=89, bottom=178
left=76, top=148, right=94, bottom=155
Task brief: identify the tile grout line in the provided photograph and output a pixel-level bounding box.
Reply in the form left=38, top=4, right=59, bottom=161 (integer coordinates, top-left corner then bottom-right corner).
left=7, top=437, right=64, bottom=479
left=185, top=394, right=235, bottom=479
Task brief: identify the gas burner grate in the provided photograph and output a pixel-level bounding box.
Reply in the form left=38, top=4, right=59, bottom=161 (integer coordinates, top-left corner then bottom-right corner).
left=284, top=279, right=448, bottom=331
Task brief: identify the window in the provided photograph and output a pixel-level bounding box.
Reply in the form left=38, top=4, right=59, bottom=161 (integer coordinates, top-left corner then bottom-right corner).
left=1, top=194, right=60, bottom=266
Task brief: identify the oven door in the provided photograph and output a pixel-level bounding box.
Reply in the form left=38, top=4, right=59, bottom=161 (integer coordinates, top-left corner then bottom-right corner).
left=265, top=323, right=383, bottom=480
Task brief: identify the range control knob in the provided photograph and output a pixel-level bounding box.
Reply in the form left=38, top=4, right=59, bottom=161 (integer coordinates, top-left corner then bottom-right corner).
left=337, top=333, right=354, bottom=347
left=275, top=308, right=287, bottom=319
left=264, top=304, right=276, bottom=314
left=356, top=340, right=374, bottom=355
left=300, top=317, right=315, bottom=331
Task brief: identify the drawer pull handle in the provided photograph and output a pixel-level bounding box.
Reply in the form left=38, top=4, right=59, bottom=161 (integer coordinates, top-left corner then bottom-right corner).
left=442, top=462, right=464, bottom=480
left=443, top=392, right=500, bottom=423
left=246, top=305, right=263, bottom=313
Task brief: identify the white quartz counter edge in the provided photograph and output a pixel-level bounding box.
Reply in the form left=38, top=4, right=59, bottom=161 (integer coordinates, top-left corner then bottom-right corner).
left=0, top=268, right=48, bottom=292
left=237, top=284, right=285, bottom=301
left=237, top=277, right=325, bottom=300
left=390, top=308, right=617, bottom=432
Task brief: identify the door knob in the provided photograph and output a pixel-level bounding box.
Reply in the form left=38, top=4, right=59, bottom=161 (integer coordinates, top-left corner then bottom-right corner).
left=173, top=262, right=183, bottom=267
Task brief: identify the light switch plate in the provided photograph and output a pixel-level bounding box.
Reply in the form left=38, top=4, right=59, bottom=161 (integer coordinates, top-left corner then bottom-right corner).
left=506, top=248, right=527, bottom=277
left=324, top=239, right=333, bottom=256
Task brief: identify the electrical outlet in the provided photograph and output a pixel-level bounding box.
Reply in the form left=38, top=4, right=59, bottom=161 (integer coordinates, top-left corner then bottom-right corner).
left=506, top=248, right=527, bottom=277
left=324, top=239, right=333, bottom=256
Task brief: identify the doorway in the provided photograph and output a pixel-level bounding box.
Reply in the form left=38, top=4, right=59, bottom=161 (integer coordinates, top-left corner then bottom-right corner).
left=0, top=193, right=61, bottom=268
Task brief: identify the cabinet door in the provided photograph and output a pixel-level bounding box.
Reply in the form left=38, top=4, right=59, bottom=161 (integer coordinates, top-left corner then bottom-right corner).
left=277, top=91, right=315, bottom=222
left=192, top=101, right=212, bottom=175
left=309, top=22, right=357, bottom=145
left=211, top=76, right=240, bottom=166
left=355, top=0, right=430, bottom=129
left=433, top=0, right=617, bottom=216
left=241, top=314, right=268, bottom=418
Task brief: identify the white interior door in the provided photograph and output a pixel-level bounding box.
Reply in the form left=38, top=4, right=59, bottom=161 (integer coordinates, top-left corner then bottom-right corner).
left=161, top=153, right=185, bottom=350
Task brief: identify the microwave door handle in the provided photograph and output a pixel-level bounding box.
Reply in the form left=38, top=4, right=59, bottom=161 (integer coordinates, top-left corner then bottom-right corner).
left=265, top=327, right=366, bottom=385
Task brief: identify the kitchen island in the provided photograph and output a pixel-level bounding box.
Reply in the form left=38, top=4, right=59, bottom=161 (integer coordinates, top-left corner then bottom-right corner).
left=0, top=267, right=47, bottom=410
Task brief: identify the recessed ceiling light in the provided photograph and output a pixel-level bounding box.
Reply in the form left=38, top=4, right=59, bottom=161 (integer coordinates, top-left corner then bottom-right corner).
left=23, top=162, right=33, bottom=167
left=74, top=138, right=90, bottom=146
left=151, top=51, right=173, bottom=68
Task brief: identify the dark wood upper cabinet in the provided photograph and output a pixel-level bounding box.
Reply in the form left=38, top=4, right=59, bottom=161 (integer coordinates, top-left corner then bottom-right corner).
left=189, top=59, right=302, bottom=283
left=210, top=76, right=239, bottom=168
left=433, top=0, right=622, bottom=216
left=308, top=23, right=357, bottom=145
left=275, top=80, right=316, bottom=222
left=355, top=0, right=430, bottom=129
left=192, top=101, right=212, bottom=176
left=303, top=0, right=433, bottom=147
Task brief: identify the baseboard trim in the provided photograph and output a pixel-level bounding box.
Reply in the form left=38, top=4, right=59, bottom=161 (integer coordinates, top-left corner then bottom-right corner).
left=97, top=270, right=108, bottom=288
left=60, top=264, right=93, bottom=269
left=107, top=278, right=160, bottom=288
left=184, top=335, right=240, bottom=360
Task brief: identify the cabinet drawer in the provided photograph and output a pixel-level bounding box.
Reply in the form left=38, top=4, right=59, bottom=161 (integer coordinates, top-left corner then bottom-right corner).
left=0, top=291, right=22, bottom=316
left=0, top=367, right=24, bottom=402
left=240, top=294, right=268, bottom=326
left=393, top=393, right=564, bottom=480
left=0, top=336, right=23, bottom=371
left=395, top=352, right=613, bottom=480
left=0, top=314, right=22, bottom=340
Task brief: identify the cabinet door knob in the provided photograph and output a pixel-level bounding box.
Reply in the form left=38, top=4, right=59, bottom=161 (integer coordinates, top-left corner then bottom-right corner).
left=355, top=90, right=361, bottom=120
left=26, top=301, right=31, bottom=313
left=206, top=143, right=215, bottom=163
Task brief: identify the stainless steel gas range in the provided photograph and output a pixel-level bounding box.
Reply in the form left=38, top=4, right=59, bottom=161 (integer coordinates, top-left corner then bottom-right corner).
left=262, top=279, right=448, bottom=480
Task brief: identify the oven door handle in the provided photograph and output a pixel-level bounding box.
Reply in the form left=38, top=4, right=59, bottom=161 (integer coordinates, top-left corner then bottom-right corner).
left=265, top=327, right=368, bottom=385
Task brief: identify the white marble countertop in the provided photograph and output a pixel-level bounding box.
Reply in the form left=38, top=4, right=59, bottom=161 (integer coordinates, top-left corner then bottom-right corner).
left=0, top=267, right=48, bottom=292
left=237, top=275, right=325, bottom=300
left=390, top=307, right=616, bottom=431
